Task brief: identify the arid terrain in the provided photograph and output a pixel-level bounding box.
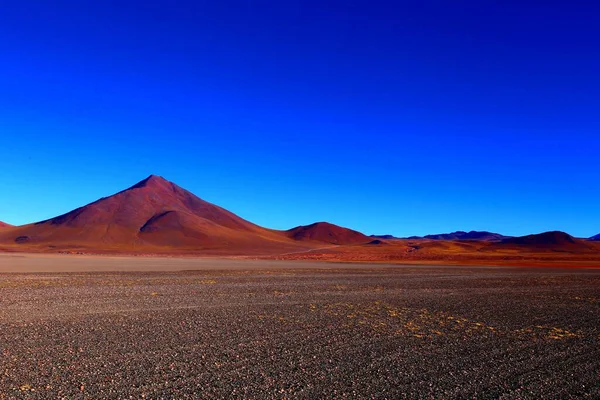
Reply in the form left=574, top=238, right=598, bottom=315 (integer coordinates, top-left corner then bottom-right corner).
left=263, top=233, right=600, bottom=267
left=0, top=175, right=600, bottom=266
left=0, top=254, right=599, bottom=398
left=1, top=176, right=598, bottom=267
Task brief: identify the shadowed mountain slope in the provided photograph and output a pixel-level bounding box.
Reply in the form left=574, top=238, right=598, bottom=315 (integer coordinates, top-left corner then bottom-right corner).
left=286, top=222, right=370, bottom=245
left=590, top=234, right=600, bottom=241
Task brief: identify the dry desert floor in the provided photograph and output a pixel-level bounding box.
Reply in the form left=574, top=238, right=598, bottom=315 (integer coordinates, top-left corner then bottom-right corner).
left=0, top=254, right=599, bottom=399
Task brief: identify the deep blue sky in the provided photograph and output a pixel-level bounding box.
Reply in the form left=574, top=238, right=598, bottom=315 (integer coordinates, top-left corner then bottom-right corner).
left=1, top=1, right=599, bottom=237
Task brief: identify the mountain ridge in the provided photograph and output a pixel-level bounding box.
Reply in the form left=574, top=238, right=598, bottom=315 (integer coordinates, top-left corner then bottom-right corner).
left=408, top=231, right=508, bottom=241
left=370, top=234, right=400, bottom=240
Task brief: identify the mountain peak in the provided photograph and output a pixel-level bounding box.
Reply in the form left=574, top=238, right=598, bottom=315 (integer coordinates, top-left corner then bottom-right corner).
left=139, top=174, right=168, bottom=185
left=128, top=175, right=172, bottom=190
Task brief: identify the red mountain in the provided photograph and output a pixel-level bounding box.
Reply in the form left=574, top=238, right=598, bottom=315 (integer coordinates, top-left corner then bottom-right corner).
left=0, top=175, right=310, bottom=254
left=286, top=222, right=370, bottom=245
left=486, top=231, right=595, bottom=253
left=0, top=221, right=13, bottom=228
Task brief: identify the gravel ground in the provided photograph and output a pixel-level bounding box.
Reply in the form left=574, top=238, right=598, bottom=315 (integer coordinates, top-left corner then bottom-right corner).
left=0, top=262, right=599, bottom=399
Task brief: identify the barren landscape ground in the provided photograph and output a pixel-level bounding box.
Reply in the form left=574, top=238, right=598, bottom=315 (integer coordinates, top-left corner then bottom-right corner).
left=0, top=254, right=599, bottom=399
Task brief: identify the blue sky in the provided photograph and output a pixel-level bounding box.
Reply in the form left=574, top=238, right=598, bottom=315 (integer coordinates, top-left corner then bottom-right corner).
left=0, top=1, right=598, bottom=237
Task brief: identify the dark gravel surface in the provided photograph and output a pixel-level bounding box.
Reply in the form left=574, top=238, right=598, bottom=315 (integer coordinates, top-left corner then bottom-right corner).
left=0, top=264, right=599, bottom=399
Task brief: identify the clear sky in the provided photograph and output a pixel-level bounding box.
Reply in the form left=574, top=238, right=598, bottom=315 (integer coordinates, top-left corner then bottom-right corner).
left=0, top=1, right=598, bottom=237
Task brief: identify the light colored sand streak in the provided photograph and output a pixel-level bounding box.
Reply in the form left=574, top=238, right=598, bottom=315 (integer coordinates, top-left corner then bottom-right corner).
left=0, top=252, right=587, bottom=273
left=0, top=253, right=424, bottom=273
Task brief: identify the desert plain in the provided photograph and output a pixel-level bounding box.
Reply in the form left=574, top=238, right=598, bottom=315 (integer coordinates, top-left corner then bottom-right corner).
left=1, top=253, right=599, bottom=399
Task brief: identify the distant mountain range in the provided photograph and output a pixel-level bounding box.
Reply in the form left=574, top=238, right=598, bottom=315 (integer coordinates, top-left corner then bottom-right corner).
left=404, top=231, right=509, bottom=241
left=370, top=234, right=400, bottom=240
left=374, top=230, right=600, bottom=243
left=0, top=175, right=597, bottom=257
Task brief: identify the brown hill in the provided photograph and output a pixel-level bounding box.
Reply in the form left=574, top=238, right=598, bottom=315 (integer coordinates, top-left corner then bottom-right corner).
left=0, top=221, right=13, bottom=228
left=485, top=231, right=595, bottom=253
left=286, top=222, right=370, bottom=245
left=0, top=175, right=309, bottom=254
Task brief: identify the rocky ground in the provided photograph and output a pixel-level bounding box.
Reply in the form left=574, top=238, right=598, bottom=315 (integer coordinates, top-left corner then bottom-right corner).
left=0, top=261, right=599, bottom=399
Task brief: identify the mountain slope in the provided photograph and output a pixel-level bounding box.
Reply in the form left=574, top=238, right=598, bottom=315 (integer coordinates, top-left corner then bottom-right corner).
left=589, top=234, right=600, bottom=241
left=286, top=222, right=370, bottom=245
left=0, top=221, right=12, bottom=228
left=0, top=175, right=308, bottom=254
